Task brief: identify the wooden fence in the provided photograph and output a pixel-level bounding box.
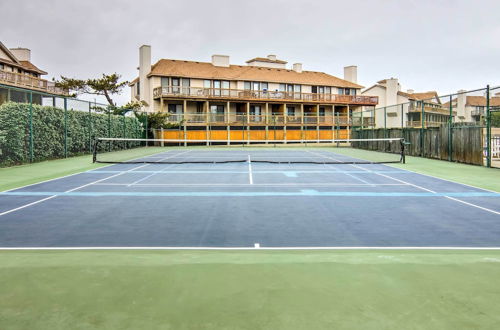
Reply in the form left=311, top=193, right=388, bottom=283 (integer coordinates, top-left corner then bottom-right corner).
left=352, top=126, right=484, bottom=165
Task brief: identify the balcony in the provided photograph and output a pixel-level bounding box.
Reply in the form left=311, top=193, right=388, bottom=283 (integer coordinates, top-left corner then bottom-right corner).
left=408, top=104, right=456, bottom=116
left=153, top=86, right=378, bottom=105
left=0, top=70, right=68, bottom=95
left=165, top=113, right=351, bottom=126
left=406, top=121, right=447, bottom=128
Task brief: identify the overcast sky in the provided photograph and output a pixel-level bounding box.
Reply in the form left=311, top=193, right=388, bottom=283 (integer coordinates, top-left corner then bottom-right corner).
left=1, top=0, right=499, bottom=105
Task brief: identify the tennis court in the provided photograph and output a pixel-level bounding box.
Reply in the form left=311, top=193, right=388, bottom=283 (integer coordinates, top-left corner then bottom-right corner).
left=1, top=142, right=499, bottom=248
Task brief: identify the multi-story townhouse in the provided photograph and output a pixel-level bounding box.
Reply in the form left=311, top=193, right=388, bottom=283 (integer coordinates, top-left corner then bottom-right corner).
left=361, top=78, right=454, bottom=128
left=130, top=45, right=378, bottom=142
left=443, top=91, right=500, bottom=123
left=0, top=41, right=67, bottom=104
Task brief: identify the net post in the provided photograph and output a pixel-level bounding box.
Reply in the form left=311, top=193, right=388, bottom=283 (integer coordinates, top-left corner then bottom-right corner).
left=28, top=91, right=33, bottom=163
left=486, top=85, right=491, bottom=168
left=400, top=138, right=406, bottom=164
left=92, top=138, right=100, bottom=163
left=64, top=97, right=68, bottom=158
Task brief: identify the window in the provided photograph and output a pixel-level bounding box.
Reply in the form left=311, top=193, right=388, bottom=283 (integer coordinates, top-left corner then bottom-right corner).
left=210, top=105, right=225, bottom=114
left=196, top=102, right=204, bottom=114
left=222, top=81, right=230, bottom=96
left=253, top=82, right=260, bottom=91
left=338, top=88, right=344, bottom=95
left=261, top=82, right=268, bottom=91
left=345, top=88, right=350, bottom=95
left=325, top=87, right=331, bottom=94
left=278, top=84, right=286, bottom=92
left=136, top=82, right=140, bottom=95
left=312, top=86, right=318, bottom=94
left=161, top=77, right=169, bottom=87
left=213, top=80, right=221, bottom=96
left=0, top=64, right=4, bottom=70
left=244, top=81, right=251, bottom=90
left=287, top=106, right=295, bottom=116
left=319, top=86, right=324, bottom=94
left=319, top=107, right=325, bottom=116
left=168, top=104, right=183, bottom=114
left=181, top=78, right=190, bottom=94
left=171, top=78, right=180, bottom=93
left=204, top=80, right=211, bottom=88
left=250, top=105, right=261, bottom=115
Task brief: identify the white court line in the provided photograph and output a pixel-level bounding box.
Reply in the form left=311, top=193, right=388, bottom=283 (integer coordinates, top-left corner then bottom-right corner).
left=1, top=246, right=500, bottom=250
left=127, top=150, right=192, bottom=187
left=356, top=165, right=500, bottom=216
left=305, top=150, right=373, bottom=185
left=248, top=155, right=254, bottom=185
left=93, top=183, right=407, bottom=187
left=0, top=163, right=150, bottom=217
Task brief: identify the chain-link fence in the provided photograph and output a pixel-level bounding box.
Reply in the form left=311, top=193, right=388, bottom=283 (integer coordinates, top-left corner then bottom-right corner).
left=352, top=85, right=499, bottom=167
left=0, top=84, right=143, bottom=166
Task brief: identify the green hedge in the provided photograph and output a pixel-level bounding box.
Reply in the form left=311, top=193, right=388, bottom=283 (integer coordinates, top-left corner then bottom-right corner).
left=0, top=102, right=143, bottom=166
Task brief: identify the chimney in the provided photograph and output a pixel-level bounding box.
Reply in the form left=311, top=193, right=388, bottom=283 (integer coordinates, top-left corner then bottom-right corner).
left=212, top=55, right=230, bottom=67
left=10, top=48, right=31, bottom=62
left=343, top=66, right=357, bottom=84
left=139, top=45, right=152, bottom=111
left=292, top=63, right=302, bottom=73
left=456, top=89, right=467, bottom=120
left=407, top=89, right=414, bottom=94
left=385, top=78, right=399, bottom=106
left=267, top=54, right=277, bottom=61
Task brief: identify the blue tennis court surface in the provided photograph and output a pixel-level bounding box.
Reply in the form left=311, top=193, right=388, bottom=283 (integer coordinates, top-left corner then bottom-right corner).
left=1, top=148, right=499, bottom=248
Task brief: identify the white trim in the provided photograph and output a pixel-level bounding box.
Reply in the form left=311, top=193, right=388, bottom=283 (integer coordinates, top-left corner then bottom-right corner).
left=0, top=246, right=499, bottom=250
left=248, top=155, right=253, bottom=184
left=0, top=163, right=150, bottom=217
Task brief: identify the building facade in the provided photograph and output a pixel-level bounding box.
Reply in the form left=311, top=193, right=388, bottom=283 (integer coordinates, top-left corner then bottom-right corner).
left=444, top=92, right=500, bottom=123
left=130, top=45, right=378, bottom=141
left=361, top=78, right=454, bottom=128
left=0, top=41, right=67, bottom=104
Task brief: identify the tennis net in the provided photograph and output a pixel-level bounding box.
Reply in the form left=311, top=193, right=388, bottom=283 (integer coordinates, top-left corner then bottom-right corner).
left=92, top=138, right=406, bottom=165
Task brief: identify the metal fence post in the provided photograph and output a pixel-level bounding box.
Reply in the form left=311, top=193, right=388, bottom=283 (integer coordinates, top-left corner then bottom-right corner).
left=64, top=97, right=68, bottom=158
left=486, top=85, right=491, bottom=168
left=28, top=91, right=33, bottom=163
left=448, top=94, right=453, bottom=162
left=88, top=102, right=92, bottom=153
left=420, top=101, right=425, bottom=156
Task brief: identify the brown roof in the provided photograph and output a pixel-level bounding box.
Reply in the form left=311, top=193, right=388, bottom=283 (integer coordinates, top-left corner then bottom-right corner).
left=146, top=59, right=363, bottom=88
left=129, top=77, right=139, bottom=85
left=19, top=60, right=47, bottom=75
left=408, top=91, right=440, bottom=101
left=246, top=57, right=287, bottom=64
left=442, top=96, right=500, bottom=107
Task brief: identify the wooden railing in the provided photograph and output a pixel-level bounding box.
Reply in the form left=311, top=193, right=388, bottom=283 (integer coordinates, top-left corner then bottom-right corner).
left=406, top=121, right=447, bottom=128
left=166, top=112, right=352, bottom=125
left=0, top=70, right=68, bottom=95
left=408, top=104, right=456, bottom=115
left=153, top=86, right=378, bottom=105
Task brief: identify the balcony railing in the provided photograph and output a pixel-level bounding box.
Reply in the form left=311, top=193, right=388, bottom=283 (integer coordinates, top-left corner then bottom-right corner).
left=408, top=104, right=456, bottom=115
left=153, top=86, right=378, bottom=105
left=406, top=121, right=447, bottom=128
left=165, top=112, right=352, bottom=126
left=0, top=70, right=68, bottom=95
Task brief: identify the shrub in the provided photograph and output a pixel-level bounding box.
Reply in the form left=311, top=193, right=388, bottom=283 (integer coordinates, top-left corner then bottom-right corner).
left=0, top=102, right=143, bottom=166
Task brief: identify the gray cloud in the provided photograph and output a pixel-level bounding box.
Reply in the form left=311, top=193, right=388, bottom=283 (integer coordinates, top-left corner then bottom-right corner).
left=1, top=0, right=499, bottom=105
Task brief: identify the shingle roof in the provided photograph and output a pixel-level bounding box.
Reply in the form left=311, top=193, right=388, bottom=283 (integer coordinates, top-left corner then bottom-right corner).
left=408, top=91, right=440, bottom=101
left=146, top=59, right=363, bottom=88
left=19, top=60, right=47, bottom=75
left=442, top=96, right=500, bottom=107
left=246, top=57, right=287, bottom=64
